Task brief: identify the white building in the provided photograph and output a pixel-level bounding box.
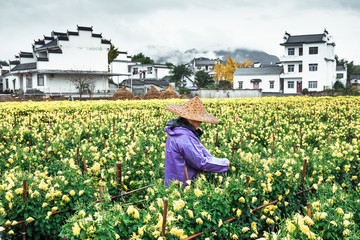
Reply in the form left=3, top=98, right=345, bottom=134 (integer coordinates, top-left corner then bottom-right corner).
left=335, top=64, right=347, bottom=86
left=109, top=51, right=132, bottom=87
left=185, top=57, right=222, bottom=88
left=279, top=29, right=337, bottom=93
left=117, top=63, right=172, bottom=95
left=233, top=30, right=345, bottom=94
left=0, top=62, right=10, bottom=92
left=128, top=63, right=171, bottom=80
left=234, top=64, right=282, bottom=93
left=2, top=26, right=126, bottom=96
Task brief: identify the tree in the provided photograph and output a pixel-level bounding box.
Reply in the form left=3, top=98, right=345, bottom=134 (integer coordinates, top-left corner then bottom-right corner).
left=0, top=60, right=7, bottom=65
left=333, top=80, right=345, bottom=90
left=213, top=56, right=252, bottom=84
left=108, top=44, right=120, bottom=65
left=70, top=71, right=95, bottom=100
left=131, top=53, right=154, bottom=64
left=194, top=70, right=214, bottom=88
left=169, top=64, right=193, bottom=88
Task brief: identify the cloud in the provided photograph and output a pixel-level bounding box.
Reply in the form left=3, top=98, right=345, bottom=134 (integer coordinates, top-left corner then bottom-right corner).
left=1, top=0, right=360, bottom=64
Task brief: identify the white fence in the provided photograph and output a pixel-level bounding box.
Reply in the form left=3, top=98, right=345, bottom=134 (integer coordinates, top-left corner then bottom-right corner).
left=188, top=89, right=262, bottom=98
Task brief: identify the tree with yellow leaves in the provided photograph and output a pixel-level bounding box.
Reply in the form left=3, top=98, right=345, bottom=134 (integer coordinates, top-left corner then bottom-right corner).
left=213, top=56, right=253, bottom=84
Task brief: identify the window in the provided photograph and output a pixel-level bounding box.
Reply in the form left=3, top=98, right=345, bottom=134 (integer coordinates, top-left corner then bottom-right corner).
left=288, top=48, right=295, bottom=55
left=336, top=73, right=344, bottom=79
left=309, top=64, right=318, bottom=71
left=299, top=47, right=303, bottom=56
left=299, top=64, right=303, bottom=72
left=288, top=65, right=294, bottom=72
left=288, top=81, right=294, bottom=88
left=309, top=81, right=317, bottom=89
left=147, top=67, right=153, bottom=74
left=238, top=81, right=243, bottom=89
left=309, top=47, right=318, bottom=54
left=37, top=74, right=44, bottom=86
left=269, top=81, right=274, bottom=89
left=6, top=79, right=9, bottom=89
left=133, top=68, right=138, bottom=75
left=26, top=76, right=32, bottom=88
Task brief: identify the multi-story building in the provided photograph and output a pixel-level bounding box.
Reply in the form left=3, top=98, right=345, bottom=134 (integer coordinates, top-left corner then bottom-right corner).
left=279, top=29, right=336, bottom=93
left=1, top=26, right=126, bottom=96
left=234, top=30, right=344, bottom=94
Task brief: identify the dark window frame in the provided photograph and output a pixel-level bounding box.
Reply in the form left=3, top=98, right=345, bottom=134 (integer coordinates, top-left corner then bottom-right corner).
left=309, top=47, right=318, bottom=55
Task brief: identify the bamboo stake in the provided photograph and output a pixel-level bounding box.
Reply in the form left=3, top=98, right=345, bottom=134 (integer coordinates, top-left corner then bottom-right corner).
left=161, top=198, right=168, bottom=237
left=184, top=166, right=189, bottom=181
left=109, top=184, right=154, bottom=199
left=116, top=163, right=122, bottom=201
left=300, top=159, right=308, bottom=187
left=246, top=176, right=250, bottom=188
left=240, top=135, right=243, bottom=148
left=293, top=144, right=296, bottom=153
left=296, top=187, right=314, bottom=195
left=307, top=203, right=312, bottom=219
left=83, top=157, right=87, bottom=173
left=215, top=132, right=218, bottom=147
left=104, top=138, right=106, bottom=149
left=252, top=200, right=279, bottom=212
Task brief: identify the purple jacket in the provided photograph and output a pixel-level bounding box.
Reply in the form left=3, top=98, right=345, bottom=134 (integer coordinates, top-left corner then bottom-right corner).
left=164, top=126, right=228, bottom=187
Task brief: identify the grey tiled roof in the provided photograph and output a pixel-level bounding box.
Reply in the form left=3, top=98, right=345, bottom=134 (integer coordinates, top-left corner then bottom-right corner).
left=350, top=74, right=360, bottom=80
left=282, top=34, right=326, bottom=45
left=19, top=52, right=33, bottom=58
left=11, top=62, right=37, bottom=71
left=234, top=66, right=282, bottom=75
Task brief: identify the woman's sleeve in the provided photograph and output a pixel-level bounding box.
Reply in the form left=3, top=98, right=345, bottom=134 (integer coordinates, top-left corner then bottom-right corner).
left=180, top=135, right=228, bottom=173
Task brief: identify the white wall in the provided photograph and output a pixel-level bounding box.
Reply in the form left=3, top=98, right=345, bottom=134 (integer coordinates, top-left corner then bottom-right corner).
left=37, top=30, right=109, bottom=72
left=110, top=53, right=131, bottom=85
left=281, top=40, right=336, bottom=93
left=129, top=64, right=170, bottom=80
left=233, top=74, right=280, bottom=92
left=189, top=89, right=262, bottom=98
left=45, top=74, right=107, bottom=94
left=283, top=79, right=299, bottom=94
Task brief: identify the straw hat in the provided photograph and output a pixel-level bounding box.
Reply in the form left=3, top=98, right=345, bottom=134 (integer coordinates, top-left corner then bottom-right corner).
left=165, top=96, right=219, bottom=124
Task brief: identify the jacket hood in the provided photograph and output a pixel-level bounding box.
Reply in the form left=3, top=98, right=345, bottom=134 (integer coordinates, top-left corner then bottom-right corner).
left=165, top=117, right=203, bottom=139
left=164, top=125, right=192, bottom=136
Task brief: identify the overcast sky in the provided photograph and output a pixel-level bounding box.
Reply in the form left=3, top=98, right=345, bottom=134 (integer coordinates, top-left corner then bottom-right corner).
left=1, top=0, right=359, bottom=64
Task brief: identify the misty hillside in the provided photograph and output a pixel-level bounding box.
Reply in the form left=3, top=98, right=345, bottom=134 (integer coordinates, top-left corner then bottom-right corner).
left=142, top=46, right=280, bottom=65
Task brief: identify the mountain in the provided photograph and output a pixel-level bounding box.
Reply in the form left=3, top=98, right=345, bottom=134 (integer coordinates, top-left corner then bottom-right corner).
left=140, top=46, right=280, bottom=65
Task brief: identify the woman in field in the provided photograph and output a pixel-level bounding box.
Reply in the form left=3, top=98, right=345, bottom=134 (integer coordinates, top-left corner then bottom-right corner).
left=164, top=96, right=229, bottom=187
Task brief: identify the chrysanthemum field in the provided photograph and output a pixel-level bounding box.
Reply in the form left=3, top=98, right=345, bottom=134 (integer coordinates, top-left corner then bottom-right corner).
left=0, top=97, right=359, bottom=240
